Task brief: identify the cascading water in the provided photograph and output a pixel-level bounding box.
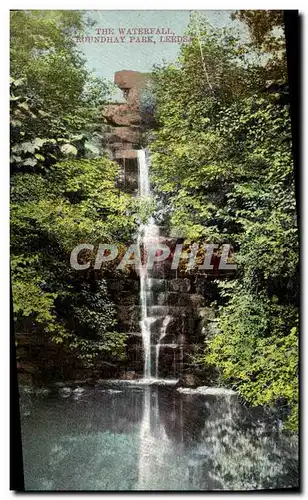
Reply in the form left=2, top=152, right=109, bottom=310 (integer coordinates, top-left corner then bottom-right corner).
left=155, top=315, right=171, bottom=378
left=137, top=149, right=163, bottom=380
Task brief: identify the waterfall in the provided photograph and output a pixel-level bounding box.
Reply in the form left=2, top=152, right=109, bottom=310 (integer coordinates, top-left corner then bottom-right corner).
left=155, top=315, right=171, bottom=378
left=137, top=150, right=159, bottom=380
left=137, top=150, right=175, bottom=380
left=138, top=242, right=152, bottom=379
left=137, top=149, right=150, bottom=198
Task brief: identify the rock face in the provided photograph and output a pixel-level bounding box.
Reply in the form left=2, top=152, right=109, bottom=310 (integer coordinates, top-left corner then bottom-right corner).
left=103, top=70, right=149, bottom=167
left=114, top=70, right=148, bottom=108
left=15, top=331, right=122, bottom=387
left=103, top=104, right=141, bottom=127
left=107, top=127, right=140, bottom=144
left=108, top=269, right=220, bottom=381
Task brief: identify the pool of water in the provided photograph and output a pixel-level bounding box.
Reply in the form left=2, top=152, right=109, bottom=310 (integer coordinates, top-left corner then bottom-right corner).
left=19, top=383, right=299, bottom=491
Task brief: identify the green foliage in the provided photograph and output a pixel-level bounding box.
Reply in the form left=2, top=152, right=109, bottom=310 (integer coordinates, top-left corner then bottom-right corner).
left=10, top=10, right=114, bottom=175
left=231, top=10, right=287, bottom=82
left=10, top=11, right=113, bottom=115
left=11, top=138, right=135, bottom=362
left=11, top=255, right=59, bottom=327
left=150, top=13, right=299, bottom=430
left=10, top=12, right=134, bottom=366
left=204, top=284, right=298, bottom=429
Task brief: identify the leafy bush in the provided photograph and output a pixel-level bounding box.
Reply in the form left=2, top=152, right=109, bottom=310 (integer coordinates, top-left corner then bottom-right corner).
left=149, top=13, right=299, bottom=429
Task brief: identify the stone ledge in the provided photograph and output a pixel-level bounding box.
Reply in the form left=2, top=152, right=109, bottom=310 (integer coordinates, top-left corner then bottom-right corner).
left=103, top=104, right=141, bottom=126
left=114, top=150, right=137, bottom=159
left=106, top=127, right=141, bottom=144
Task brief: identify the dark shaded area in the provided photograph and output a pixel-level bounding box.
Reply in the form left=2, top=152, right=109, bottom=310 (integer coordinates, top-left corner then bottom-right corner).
left=10, top=285, right=25, bottom=491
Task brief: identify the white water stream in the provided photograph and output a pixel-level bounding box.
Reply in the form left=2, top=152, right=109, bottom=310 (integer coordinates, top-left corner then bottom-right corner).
left=155, top=315, right=172, bottom=378
left=137, top=149, right=166, bottom=380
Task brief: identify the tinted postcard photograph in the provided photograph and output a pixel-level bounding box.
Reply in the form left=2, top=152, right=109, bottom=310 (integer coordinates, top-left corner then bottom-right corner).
left=10, top=9, right=300, bottom=492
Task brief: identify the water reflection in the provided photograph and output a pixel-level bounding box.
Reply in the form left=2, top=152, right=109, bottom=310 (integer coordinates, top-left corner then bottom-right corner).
left=20, top=384, right=298, bottom=491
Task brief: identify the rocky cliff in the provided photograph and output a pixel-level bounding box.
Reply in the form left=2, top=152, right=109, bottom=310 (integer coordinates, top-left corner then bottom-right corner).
left=103, top=70, right=149, bottom=161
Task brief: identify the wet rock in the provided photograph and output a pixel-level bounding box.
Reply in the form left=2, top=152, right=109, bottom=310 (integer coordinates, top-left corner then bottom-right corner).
left=72, top=387, right=85, bottom=399
left=120, top=370, right=138, bottom=380
left=176, top=387, right=196, bottom=394
left=177, top=386, right=237, bottom=396
left=199, top=387, right=237, bottom=396
left=174, top=379, right=184, bottom=389
left=182, top=373, right=200, bottom=388
left=59, top=387, right=72, bottom=397
left=145, top=316, right=166, bottom=338
left=73, top=387, right=85, bottom=395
